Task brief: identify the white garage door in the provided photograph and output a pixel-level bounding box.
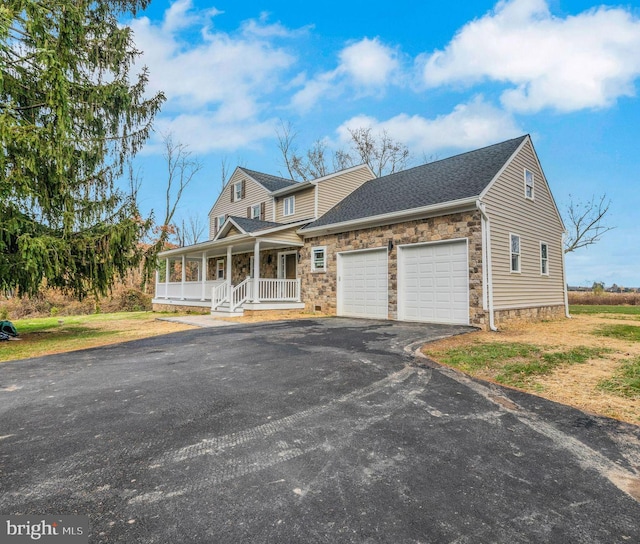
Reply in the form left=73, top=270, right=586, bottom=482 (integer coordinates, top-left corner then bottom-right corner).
left=338, top=249, right=388, bottom=319
left=399, top=240, right=469, bottom=325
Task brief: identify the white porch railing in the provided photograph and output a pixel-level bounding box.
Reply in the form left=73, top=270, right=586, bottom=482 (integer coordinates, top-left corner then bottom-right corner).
left=182, top=281, right=202, bottom=299
left=157, top=277, right=301, bottom=309
left=212, top=282, right=230, bottom=310
left=232, top=278, right=253, bottom=310
left=156, top=280, right=224, bottom=301
left=162, top=282, right=182, bottom=299
left=257, top=278, right=300, bottom=302
left=156, top=282, right=168, bottom=298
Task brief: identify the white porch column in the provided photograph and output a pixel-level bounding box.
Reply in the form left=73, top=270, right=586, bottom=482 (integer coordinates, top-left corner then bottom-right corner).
left=252, top=240, right=261, bottom=303
left=164, top=258, right=170, bottom=299
left=226, top=245, right=233, bottom=306
left=180, top=254, right=186, bottom=300
left=200, top=252, right=207, bottom=301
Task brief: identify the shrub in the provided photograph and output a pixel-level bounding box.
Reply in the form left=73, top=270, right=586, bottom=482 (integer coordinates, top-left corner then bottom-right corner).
left=117, top=289, right=152, bottom=312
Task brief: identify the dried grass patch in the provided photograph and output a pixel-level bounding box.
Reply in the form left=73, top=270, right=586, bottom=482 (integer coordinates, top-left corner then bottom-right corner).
left=423, top=314, right=640, bottom=425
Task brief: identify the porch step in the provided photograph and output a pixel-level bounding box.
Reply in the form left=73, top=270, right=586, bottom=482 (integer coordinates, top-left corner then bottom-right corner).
left=210, top=303, right=244, bottom=317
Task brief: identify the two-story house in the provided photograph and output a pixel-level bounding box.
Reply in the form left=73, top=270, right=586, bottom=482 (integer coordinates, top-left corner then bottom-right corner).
left=153, top=135, right=569, bottom=330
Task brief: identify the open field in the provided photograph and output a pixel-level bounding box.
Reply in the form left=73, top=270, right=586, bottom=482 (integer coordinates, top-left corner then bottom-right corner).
left=568, top=291, right=640, bottom=306
left=423, top=305, right=640, bottom=425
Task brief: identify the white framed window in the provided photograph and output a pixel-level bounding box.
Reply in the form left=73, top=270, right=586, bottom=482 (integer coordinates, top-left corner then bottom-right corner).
left=216, top=259, right=225, bottom=280
left=311, top=246, right=327, bottom=273
left=510, top=234, right=521, bottom=273
left=283, top=195, right=295, bottom=217
left=251, top=204, right=261, bottom=219
left=234, top=182, right=244, bottom=201
left=540, top=242, right=549, bottom=275
left=216, top=215, right=225, bottom=231
left=525, top=169, right=534, bottom=199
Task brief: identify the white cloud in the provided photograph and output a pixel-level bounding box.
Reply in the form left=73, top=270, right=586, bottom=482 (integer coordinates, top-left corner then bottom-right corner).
left=336, top=96, right=523, bottom=155
left=130, top=15, right=294, bottom=111
left=127, top=2, right=298, bottom=152
left=338, top=38, right=399, bottom=86
left=419, top=0, right=640, bottom=112
left=240, top=12, right=312, bottom=38
left=290, top=72, right=338, bottom=111
left=147, top=114, right=277, bottom=154
left=290, top=37, right=399, bottom=111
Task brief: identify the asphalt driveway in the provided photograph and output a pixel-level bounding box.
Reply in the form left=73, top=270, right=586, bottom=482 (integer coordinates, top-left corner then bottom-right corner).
left=1, top=318, right=639, bottom=543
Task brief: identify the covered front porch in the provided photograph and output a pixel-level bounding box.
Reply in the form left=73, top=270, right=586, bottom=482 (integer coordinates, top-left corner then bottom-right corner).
left=152, top=233, right=305, bottom=315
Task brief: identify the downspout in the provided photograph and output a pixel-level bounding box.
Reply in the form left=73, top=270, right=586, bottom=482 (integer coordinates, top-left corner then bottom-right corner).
left=476, top=200, right=498, bottom=331
left=562, top=232, right=571, bottom=318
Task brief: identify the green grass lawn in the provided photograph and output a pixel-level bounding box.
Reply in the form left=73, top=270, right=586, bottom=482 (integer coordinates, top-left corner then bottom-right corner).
left=427, top=342, right=608, bottom=389
left=598, top=357, right=640, bottom=398
left=593, top=324, right=640, bottom=342
left=570, top=305, right=640, bottom=316
left=0, top=311, right=189, bottom=363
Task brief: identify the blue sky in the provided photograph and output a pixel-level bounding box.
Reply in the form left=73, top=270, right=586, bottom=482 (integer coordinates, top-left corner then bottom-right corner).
left=125, top=0, right=640, bottom=287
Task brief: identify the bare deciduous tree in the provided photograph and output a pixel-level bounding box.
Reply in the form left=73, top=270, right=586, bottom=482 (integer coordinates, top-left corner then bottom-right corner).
left=161, top=133, right=203, bottom=236
left=347, top=127, right=410, bottom=177
left=276, top=121, right=411, bottom=181
left=564, top=194, right=614, bottom=253
left=175, top=215, right=206, bottom=247
left=142, top=134, right=203, bottom=284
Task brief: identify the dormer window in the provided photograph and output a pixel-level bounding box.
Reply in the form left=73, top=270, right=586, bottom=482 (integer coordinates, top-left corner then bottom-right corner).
left=283, top=195, right=295, bottom=217
left=525, top=169, right=534, bottom=199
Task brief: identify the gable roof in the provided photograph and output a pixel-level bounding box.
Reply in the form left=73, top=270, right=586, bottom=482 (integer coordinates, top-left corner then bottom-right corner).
left=228, top=216, right=281, bottom=233
left=302, top=135, right=528, bottom=231
left=238, top=167, right=298, bottom=192
left=215, top=215, right=282, bottom=240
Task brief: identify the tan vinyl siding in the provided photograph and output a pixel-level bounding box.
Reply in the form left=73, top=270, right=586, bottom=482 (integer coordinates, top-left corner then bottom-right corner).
left=275, top=187, right=315, bottom=223
left=223, top=226, right=242, bottom=237
left=257, top=226, right=303, bottom=245
left=316, top=165, right=375, bottom=217
left=483, top=140, right=565, bottom=310
left=208, top=170, right=274, bottom=239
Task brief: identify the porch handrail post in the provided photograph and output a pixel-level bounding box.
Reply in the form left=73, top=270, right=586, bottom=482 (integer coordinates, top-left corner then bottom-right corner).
left=226, top=245, right=233, bottom=306
left=296, top=278, right=301, bottom=302
left=180, top=255, right=186, bottom=300
left=201, top=252, right=207, bottom=301
left=252, top=240, right=260, bottom=302
left=164, top=258, right=170, bottom=299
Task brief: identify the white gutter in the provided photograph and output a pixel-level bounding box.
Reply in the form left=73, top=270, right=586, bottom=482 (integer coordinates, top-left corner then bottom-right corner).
left=270, top=180, right=313, bottom=197
left=562, top=232, right=571, bottom=318
left=300, top=197, right=478, bottom=237
left=158, top=233, right=252, bottom=258
left=476, top=200, right=497, bottom=331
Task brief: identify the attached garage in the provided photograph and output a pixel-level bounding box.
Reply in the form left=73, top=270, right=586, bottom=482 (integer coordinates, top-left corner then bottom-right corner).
left=337, top=248, right=388, bottom=319
left=398, top=240, right=469, bottom=325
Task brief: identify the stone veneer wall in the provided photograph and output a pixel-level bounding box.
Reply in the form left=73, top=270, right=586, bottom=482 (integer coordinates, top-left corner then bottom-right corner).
left=299, top=211, right=487, bottom=328
left=231, top=248, right=298, bottom=285
left=152, top=303, right=209, bottom=314
left=493, top=305, right=565, bottom=328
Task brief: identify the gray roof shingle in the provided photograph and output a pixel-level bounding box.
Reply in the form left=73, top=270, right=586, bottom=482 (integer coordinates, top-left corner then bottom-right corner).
left=303, top=135, right=528, bottom=230
left=239, top=167, right=298, bottom=192
left=228, top=216, right=281, bottom=233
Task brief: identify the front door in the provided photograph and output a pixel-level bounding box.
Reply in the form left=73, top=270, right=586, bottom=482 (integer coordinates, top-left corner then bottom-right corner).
left=278, top=252, right=297, bottom=279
